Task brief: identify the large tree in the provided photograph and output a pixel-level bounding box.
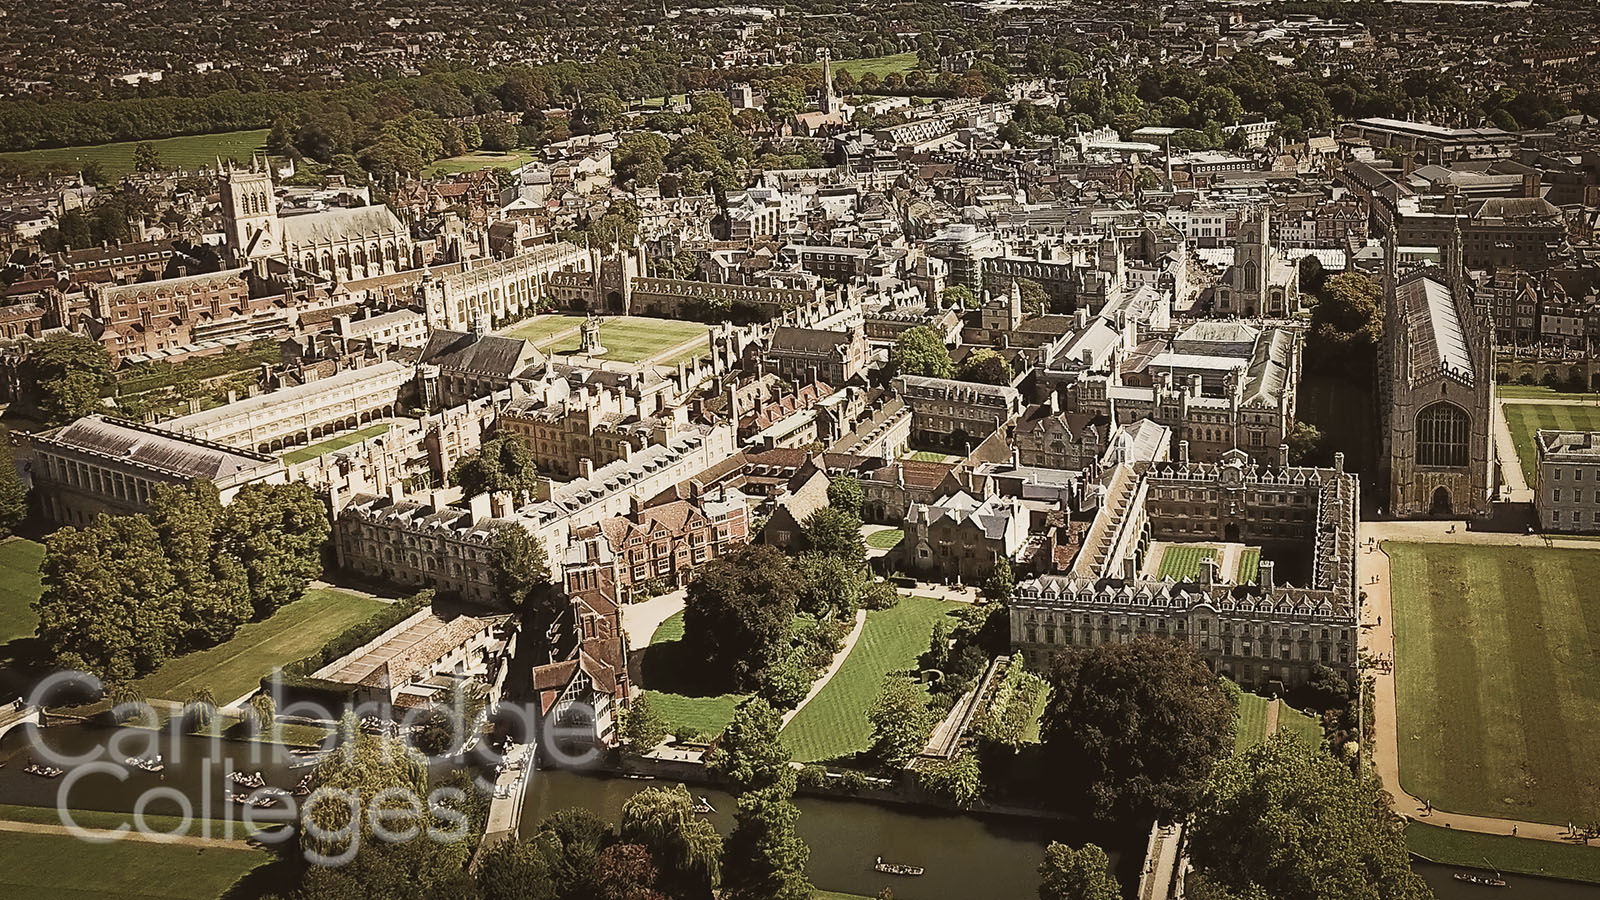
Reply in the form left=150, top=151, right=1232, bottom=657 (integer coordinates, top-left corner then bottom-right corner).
left=720, top=784, right=812, bottom=900
left=868, top=675, right=935, bottom=769
left=1040, top=638, right=1236, bottom=822
left=0, top=438, right=27, bottom=537
left=1305, top=272, right=1383, bottom=377
left=620, top=784, right=721, bottom=900
left=681, top=546, right=798, bottom=692
left=450, top=435, right=541, bottom=501
left=22, top=333, right=113, bottom=425
left=825, top=475, right=864, bottom=517
left=222, top=481, right=330, bottom=617
left=957, top=348, right=1012, bottom=385
left=36, top=514, right=179, bottom=681
left=891, top=325, right=954, bottom=379
left=477, top=834, right=559, bottom=900
left=302, top=715, right=431, bottom=861
left=148, top=480, right=251, bottom=648
left=1037, top=842, right=1121, bottom=900
left=490, top=521, right=559, bottom=622
left=706, top=697, right=790, bottom=794
left=801, top=506, right=865, bottom=568
left=1187, top=735, right=1432, bottom=900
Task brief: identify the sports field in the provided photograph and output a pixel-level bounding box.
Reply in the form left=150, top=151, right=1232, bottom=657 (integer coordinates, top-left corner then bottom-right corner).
left=281, top=423, right=391, bottom=464
left=1389, top=541, right=1600, bottom=824
left=0, top=830, right=269, bottom=899
left=0, top=129, right=268, bottom=178
left=781, top=596, right=954, bottom=762
left=1502, top=401, right=1600, bottom=486
left=1156, top=545, right=1215, bottom=581
left=0, top=539, right=44, bottom=646
left=134, top=588, right=385, bottom=704
left=422, top=149, right=537, bottom=176
left=808, top=52, right=920, bottom=78
left=637, top=612, right=747, bottom=739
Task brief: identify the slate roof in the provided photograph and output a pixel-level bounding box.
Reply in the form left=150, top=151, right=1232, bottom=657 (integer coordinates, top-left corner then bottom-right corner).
left=41, top=416, right=277, bottom=481
left=418, top=330, right=542, bottom=378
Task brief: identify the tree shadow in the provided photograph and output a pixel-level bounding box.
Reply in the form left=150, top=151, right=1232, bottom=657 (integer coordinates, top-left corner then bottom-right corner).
left=637, top=637, right=735, bottom=697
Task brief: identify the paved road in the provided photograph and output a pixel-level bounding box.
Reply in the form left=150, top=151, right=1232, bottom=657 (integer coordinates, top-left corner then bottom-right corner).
left=1491, top=398, right=1532, bottom=501
left=619, top=589, right=686, bottom=653
left=1360, top=522, right=1600, bottom=848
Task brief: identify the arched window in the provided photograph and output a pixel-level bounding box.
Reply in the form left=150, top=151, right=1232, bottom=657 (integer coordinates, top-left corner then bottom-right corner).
left=1416, top=402, right=1471, bottom=467
left=1243, top=260, right=1259, bottom=292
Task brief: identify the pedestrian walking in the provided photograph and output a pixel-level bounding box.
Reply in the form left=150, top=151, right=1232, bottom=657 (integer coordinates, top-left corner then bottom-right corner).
left=1513, top=825, right=1518, bottom=837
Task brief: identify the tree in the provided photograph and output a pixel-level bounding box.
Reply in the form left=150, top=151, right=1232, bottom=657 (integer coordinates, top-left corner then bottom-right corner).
left=21, top=333, right=112, bottom=425
left=148, top=480, right=251, bottom=648
left=0, top=438, right=28, bottom=538
left=450, top=435, right=540, bottom=501
left=185, top=687, right=217, bottom=731
left=868, top=676, right=935, bottom=769
left=1040, top=639, right=1236, bottom=822
left=682, top=546, right=798, bottom=692
left=1016, top=278, right=1048, bottom=317
left=957, top=349, right=1011, bottom=385
left=794, top=552, right=864, bottom=620
left=1306, top=272, right=1383, bottom=377
left=35, top=514, right=179, bottom=681
left=133, top=141, right=163, bottom=173
left=915, top=750, right=983, bottom=807
left=595, top=843, right=666, bottom=900
left=721, top=784, right=812, bottom=900
left=1286, top=421, right=1326, bottom=466
left=1037, top=842, right=1121, bottom=900
left=706, top=697, right=790, bottom=793
left=490, top=522, right=559, bottom=623
left=801, top=506, right=865, bottom=568
left=825, top=476, right=864, bottom=518
left=620, top=784, right=721, bottom=899
left=302, top=714, right=431, bottom=861
left=892, top=326, right=954, bottom=379
left=248, top=693, right=276, bottom=733
left=614, top=132, right=671, bottom=188
left=1187, top=736, right=1432, bottom=900
left=942, top=285, right=979, bottom=309
left=981, top=557, right=1015, bottom=606
left=477, top=835, right=559, bottom=900
left=221, top=481, right=330, bottom=617
left=621, top=693, right=668, bottom=752
left=538, top=808, right=612, bottom=899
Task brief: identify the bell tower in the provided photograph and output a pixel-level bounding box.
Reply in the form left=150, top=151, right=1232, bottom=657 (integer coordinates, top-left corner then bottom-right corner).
left=222, top=161, right=278, bottom=264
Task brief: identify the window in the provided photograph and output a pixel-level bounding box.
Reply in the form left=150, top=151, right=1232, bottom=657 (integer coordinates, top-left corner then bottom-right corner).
left=1415, top=402, right=1471, bottom=467
left=1554, top=489, right=1562, bottom=503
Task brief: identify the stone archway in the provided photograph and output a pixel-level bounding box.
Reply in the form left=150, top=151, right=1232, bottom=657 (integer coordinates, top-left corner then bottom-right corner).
left=1224, top=522, right=1241, bottom=543
left=1430, top=486, right=1453, bottom=517
left=605, top=290, right=625, bottom=313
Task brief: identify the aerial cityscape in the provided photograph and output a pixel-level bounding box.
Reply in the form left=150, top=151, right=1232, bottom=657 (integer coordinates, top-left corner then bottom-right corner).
left=0, top=0, right=1597, bottom=897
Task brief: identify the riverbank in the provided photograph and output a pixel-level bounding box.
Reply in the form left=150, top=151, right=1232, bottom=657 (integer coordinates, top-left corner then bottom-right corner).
left=1409, top=823, right=1600, bottom=885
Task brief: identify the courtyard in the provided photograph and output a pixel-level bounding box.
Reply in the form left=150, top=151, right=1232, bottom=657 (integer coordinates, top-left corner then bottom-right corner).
left=503, top=314, right=708, bottom=366
left=1502, top=400, right=1600, bottom=486
left=1388, top=541, right=1600, bottom=825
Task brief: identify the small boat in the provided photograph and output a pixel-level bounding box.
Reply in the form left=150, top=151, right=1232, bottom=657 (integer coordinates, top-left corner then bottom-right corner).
left=23, top=764, right=63, bottom=779
left=287, top=753, right=328, bottom=770
left=874, top=856, right=924, bottom=877
left=124, top=755, right=164, bottom=773
left=1452, top=872, right=1508, bottom=887
left=693, top=796, right=717, bottom=815
left=293, top=774, right=313, bottom=797
left=228, top=771, right=266, bottom=789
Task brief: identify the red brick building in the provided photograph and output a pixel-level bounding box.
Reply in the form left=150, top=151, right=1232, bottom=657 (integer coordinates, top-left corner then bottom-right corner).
left=562, top=492, right=750, bottom=602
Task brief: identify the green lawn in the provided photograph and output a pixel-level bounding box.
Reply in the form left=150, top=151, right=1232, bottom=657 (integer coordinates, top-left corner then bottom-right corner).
left=1497, top=384, right=1600, bottom=402
left=0, top=830, right=270, bottom=899
left=422, top=149, right=538, bottom=176
left=1389, top=541, right=1600, bottom=825
left=135, top=589, right=386, bottom=703
left=548, top=317, right=708, bottom=365
left=1407, top=822, right=1600, bottom=884
left=282, top=423, right=393, bottom=464
left=1235, top=547, right=1261, bottom=584
left=1278, top=703, right=1325, bottom=748
left=1503, top=402, right=1600, bottom=487
left=1235, top=692, right=1271, bottom=752
left=781, top=596, right=955, bottom=762
left=639, top=612, right=748, bottom=739
left=809, top=52, right=921, bottom=78
left=0, top=538, right=44, bottom=645
left=1157, top=545, right=1215, bottom=581
left=865, top=529, right=904, bottom=550
left=0, top=129, right=268, bottom=179
left=502, top=314, right=586, bottom=346
left=908, top=451, right=952, bottom=463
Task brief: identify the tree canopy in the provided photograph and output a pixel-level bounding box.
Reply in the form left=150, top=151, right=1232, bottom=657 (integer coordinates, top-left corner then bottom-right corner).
left=892, top=325, right=954, bottom=379
left=706, top=697, right=791, bottom=794
left=681, top=546, right=798, bottom=693
left=450, top=435, right=541, bottom=501
left=21, top=333, right=113, bottom=425
left=1037, top=842, right=1122, bottom=900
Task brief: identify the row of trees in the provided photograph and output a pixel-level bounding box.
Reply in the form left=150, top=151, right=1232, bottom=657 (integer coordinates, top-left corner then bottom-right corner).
left=35, top=480, right=330, bottom=682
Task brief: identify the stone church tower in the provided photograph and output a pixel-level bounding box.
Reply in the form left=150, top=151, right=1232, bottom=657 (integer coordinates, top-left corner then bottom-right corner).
left=221, top=163, right=278, bottom=263
left=1379, top=224, right=1495, bottom=517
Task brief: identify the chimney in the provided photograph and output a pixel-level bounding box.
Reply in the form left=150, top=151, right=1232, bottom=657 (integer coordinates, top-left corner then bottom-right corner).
left=1259, top=559, right=1275, bottom=594
left=579, top=457, right=594, bottom=479
left=489, top=490, right=513, bottom=518
left=1333, top=451, right=1345, bottom=475
left=1278, top=443, right=1289, bottom=469
left=469, top=492, right=492, bottom=521
left=1179, top=439, right=1190, bottom=465
left=1202, top=556, right=1217, bottom=587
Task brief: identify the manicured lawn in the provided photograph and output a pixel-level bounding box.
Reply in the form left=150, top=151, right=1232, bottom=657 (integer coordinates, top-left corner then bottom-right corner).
left=1235, top=547, right=1261, bottom=583
left=908, top=451, right=952, bottom=463
left=1234, top=691, right=1270, bottom=752
left=281, top=423, right=393, bottom=464
left=1407, top=822, right=1600, bottom=884
left=865, top=529, right=904, bottom=550
left=135, top=589, right=386, bottom=704
left=808, top=52, right=921, bottom=78
left=0, top=538, right=44, bottom=645
left=638, top=612, right=748, bottom=739
left=1497, top=384, right=1600, bottom=402
left=548, top=317, right=709, bottom=365
left=1297, top=374, right=1375, bottom=475
left=0, top=830, right=270, bottom=899
left=422, top=149, right=537, bottom=176
left=0, top=129, right=268, bottom=179
left=503, top=314, right=586, bottom=346
left=1503, top=401, right=1600, bottom=487
left=1278, top=703, right=1324, bottom=748
left=1157, top=545, right=1215, bottom=581
left=781, top=596, right=955, bottom=762
left=1388, top=541, right=1600, bottom=825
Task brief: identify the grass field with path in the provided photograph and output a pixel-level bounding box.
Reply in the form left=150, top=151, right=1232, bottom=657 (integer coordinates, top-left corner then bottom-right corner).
left=1389, top=541, right=1600, bottom=825
left=0, top=539, right=44, bottom=646
left=865, top=528, right=904, bottom=550
left=1235, top=547, right=1261, bottom=583
left=549, top=317, right=709, bottom=365
left=1278, top=703, right=1324, bottom=747
left=1407, top=822, right=1600, bottom=884
left=135, top=589, right=385, bottom=703
left=781, top=596, right=955, bottom=762
left=282, top=423, right=392, bottom=464
left=1503, top=401, right=1600, bottom=487
left=638, top=612, right=747, bottom=738
left=808, top=52, right=920, bottom=78
left=0, top=830, right=269, bottom=899
left=502, top=314, right=586, bottom=346
left=0, top=129, right=268, bottom=178
left=1157, top=545, right=1215, bottom=581
left=422, top=149, right=537, bottom=176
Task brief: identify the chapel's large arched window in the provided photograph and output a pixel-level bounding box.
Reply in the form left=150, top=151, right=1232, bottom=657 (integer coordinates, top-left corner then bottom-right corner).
left=1416, top=402, right=1471, bottom=467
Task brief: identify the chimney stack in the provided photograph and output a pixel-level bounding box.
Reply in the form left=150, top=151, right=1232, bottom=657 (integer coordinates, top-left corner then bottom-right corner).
left=1333, top=451, right=1345, bottom=475
left=1278, top=443, right=1289, bottom=469
left=1179, top=439, right=1190, bottom=466
left=1259, top=559, right=1275, bottom=594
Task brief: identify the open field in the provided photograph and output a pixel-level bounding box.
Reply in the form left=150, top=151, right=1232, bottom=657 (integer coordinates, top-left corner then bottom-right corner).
left=282, top=423, right=392, bottom=464
left=1503, top=402, right=1600, bottom=487
left=422, top=149, right=537, bottom=176
left=0, top=829, right=269, bottom=899
left=502, top=314, right=586, bottom=345
left=548, top=316, right=709, bottom=365
left=1234, top=691, right=1271, bottom=752
left=1235, top=547, right=1261, bottom=583
left=908, top=451, right=955, bottom=463
left=1157, top=545, right=1215, bottom=581
left=638, top=612, right=747, bottom=739
left=782, top=596, right=954, bottom=762
left=1497, top=384, right=1600, bottom=402
left=1407, top=823, right=1600, bottom=884
left=134, top=589, right=385, bottom=703
left=0, top=129, right=268, bottom=178
left=808, top=52, right=920, bottom=78
left=1389, top=541, right=1600, bottom=825
left=0, top=539, right=44, bottom=646
left=1278, top=703, right=1324, bottom=747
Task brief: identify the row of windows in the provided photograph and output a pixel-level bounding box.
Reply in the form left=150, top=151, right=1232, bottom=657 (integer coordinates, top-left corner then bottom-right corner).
left=1549, top=510, right=1600, bottom=526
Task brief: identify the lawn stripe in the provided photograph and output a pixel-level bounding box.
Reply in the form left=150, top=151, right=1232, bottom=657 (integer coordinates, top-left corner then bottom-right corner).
left=1545, top=555, right=1600, bottom=814
left=1487, top=551, right=1546, bottom=815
